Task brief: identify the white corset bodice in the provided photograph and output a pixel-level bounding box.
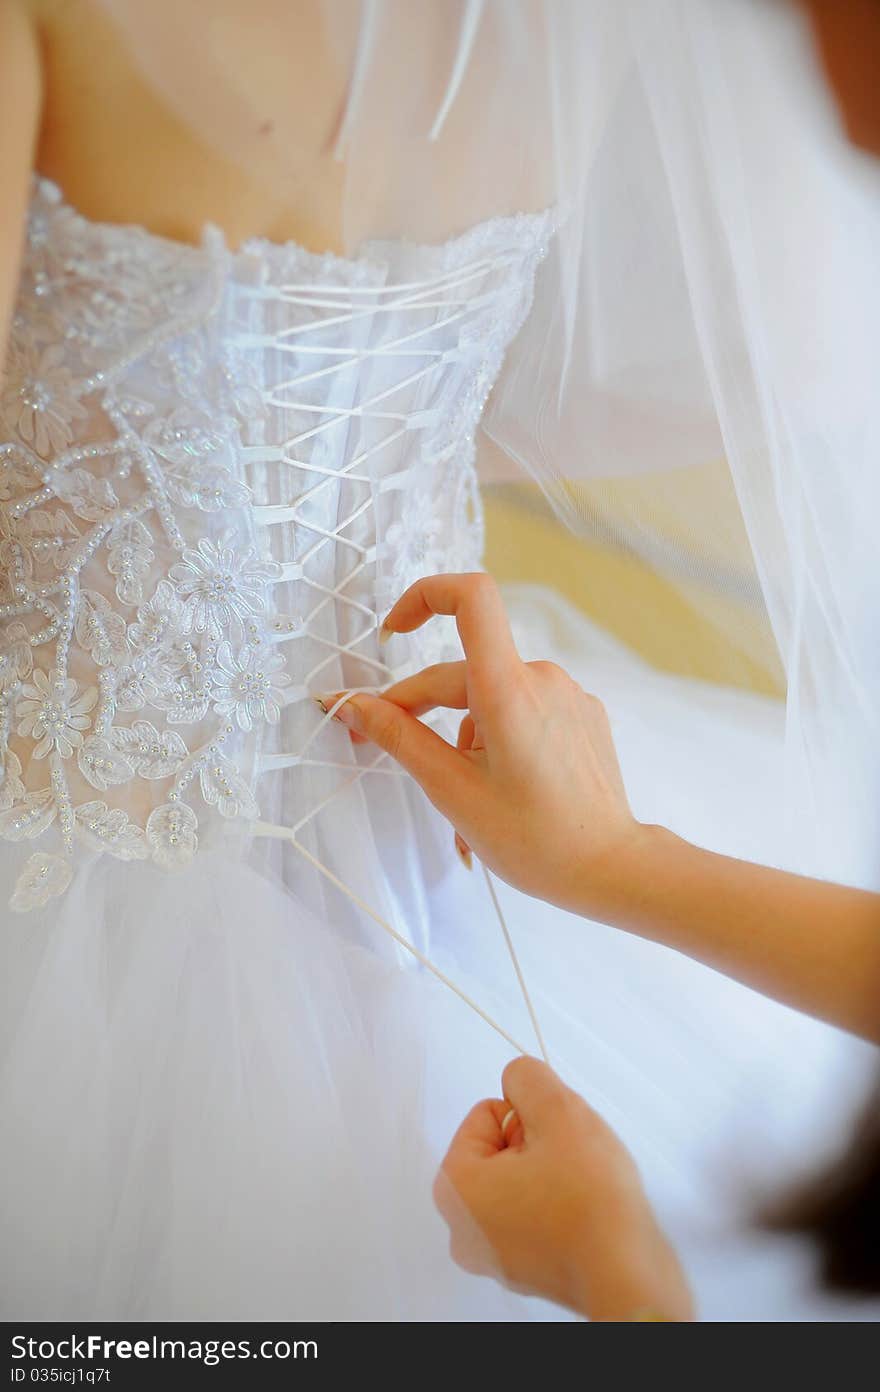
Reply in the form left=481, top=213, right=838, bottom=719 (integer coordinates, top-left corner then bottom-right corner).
left=0, top=179, right=553, bottom=910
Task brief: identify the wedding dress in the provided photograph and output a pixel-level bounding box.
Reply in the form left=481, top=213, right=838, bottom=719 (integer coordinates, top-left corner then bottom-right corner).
left=0, top=176, right=560, bottom=1321
left=1, top=174, right=875, bottom=1322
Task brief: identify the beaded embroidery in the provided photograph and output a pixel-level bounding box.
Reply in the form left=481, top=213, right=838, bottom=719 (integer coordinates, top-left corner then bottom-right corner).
left=0, top=178, right=553, bottom=910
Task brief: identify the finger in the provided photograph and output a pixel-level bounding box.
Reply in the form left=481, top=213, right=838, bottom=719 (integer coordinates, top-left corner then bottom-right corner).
left=381, top=574, right=521, bottom=699
left=442, top=1099, right=509, bottom=1168
left=379, top=662, right=469, bottom=717
left=316, top=693, right=369, bottom=744
left=453, top=714, right=475, bottom=868
left=456, top=714, right=476, bottom=752
left=501, top=1056, right=576, bottom=1134
left=500, top=1106, right=525, bottom=1149
left=332, top=692, right=476, bottom=813
left=454, top=832, right=473, bottom=871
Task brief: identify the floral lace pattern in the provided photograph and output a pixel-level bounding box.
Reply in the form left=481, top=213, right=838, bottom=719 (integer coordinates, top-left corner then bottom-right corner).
left=0, top=179, right=553, bottom=910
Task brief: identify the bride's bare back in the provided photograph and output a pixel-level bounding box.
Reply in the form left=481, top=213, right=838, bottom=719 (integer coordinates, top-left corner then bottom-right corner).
left=2, top=0, right=546, bottom=362
left=9, top=0, right=348, bottom=245
left=0, top=0, right=385, bottom=359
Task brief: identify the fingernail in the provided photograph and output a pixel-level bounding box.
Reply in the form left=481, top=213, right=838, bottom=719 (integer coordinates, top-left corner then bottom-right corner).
left=333, top=699, right=359, bottom=730
left=314, top=692, right=343, bottom=715
left=455, top=834, right=473, bottom=871
left=501, top=1108, right=517, bottom=1137
left=377, top=618, right=393, bottom=647
left=315, top=693, right=360, bottom=729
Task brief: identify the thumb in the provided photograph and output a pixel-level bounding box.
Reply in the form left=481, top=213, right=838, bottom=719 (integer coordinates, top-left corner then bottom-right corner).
left=501, top=1056, right=575, bottom=1136
left=335, top=692, right=470, bottom=812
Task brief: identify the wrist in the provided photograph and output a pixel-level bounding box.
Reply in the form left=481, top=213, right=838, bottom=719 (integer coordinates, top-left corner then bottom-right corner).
left=570, top=821, right=684, bottom=933
left=565, top=1213, right=695, bottom=1322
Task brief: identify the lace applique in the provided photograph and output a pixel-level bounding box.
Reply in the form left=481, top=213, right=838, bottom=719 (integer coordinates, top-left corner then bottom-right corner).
left=0, top=178, right=554, bottom=910
left=1, top=344, right=88, bottom=458
left=15, top=669, right=97, bottom=759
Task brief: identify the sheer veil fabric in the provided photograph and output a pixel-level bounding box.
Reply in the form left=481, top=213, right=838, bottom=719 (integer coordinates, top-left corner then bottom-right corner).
left=1, top=0, right=878, bottom=1323
left=99, top=0, right=880, bottom=890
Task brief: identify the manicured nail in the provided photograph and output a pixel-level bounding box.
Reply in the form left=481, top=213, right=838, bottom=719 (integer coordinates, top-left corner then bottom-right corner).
left=333, top=699, right=359, bottom=730
left=315, top=692, right=357, bottom=725
left=315, top=693, right=344, bottom=715
left=378, top=617, right=393, bottom=646
left=501, top=1107, right=517, bottom=1137
left=455, top=834, right=473, bottom=871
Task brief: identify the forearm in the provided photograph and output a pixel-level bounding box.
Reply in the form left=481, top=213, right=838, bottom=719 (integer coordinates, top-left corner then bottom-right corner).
left=583, top=826, right=880, bottom=1042
left=354, top=579, right=880, bottom=1041
left=569, top=1233, right=695, bottom=1322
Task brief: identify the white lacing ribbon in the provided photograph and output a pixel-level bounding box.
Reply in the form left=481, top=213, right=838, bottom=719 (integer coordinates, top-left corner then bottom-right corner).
left=242, top=252, right=513, bottom=713
left=481, top=858, right=549, bottom=1064
left=238, top=236, right=547, bottom=1060
left=429, top=0, right=486, bottom=142
left=263, top=689, right=402, bottom=834
left=251, top=692, right=549, bottom=1063
left=333, top=0, right=487, bottom=156
left=251, top=818, right=549, bottom=1063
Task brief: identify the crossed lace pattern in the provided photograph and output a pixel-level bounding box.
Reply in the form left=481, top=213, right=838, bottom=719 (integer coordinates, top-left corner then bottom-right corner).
left=238, top=251, right=552, bottom=1055
left=0, top=179, right=552, bottom=1054
left=238, top=246, right=539, bottom=828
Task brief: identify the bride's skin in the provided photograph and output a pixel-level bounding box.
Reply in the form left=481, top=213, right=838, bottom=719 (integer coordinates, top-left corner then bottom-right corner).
left=1, top=0, right=548, bottom=365
left=1, top=0, right=350, bottom=358
left=329, top=572, right=880, bottom=1319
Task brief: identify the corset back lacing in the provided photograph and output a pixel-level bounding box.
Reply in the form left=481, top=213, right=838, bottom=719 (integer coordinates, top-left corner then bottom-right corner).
left=1, top=178, right=554, bottom=1058
left=237, top=258, right=550, bottom=1061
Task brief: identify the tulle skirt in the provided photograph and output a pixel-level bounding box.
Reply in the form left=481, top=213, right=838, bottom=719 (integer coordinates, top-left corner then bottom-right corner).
left=1, top=586, right=875, bottom=1321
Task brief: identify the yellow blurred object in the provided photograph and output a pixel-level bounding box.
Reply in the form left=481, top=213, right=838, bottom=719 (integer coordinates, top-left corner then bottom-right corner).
left=483, top=483, right=784, bottom=698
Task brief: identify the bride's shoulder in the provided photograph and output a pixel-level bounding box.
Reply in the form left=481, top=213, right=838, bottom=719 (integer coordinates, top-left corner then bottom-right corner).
left=1, top=0, right=42, bottom=353
left=1, top=0, right=41, bottom=51
left=1, top=0, right=43, bottom=118
left=10, top=0, right=59, bottom=41
left=16, top=0, right=68, bottom=27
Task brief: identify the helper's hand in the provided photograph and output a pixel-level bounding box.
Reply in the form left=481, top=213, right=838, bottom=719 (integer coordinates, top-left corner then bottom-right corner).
left=434, top=1056, right=693, bottom=1320
left=322, top=573, right=646, bottom=915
